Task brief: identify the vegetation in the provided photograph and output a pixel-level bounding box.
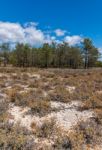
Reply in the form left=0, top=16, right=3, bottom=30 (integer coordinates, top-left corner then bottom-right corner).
left=0, top=38, right=101, bottom=68
left=0, top=123, right=35, bottom=150
left=0, top=68, right=102, bottom=150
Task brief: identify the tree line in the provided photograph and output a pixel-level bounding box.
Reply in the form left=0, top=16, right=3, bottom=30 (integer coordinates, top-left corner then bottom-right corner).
left=0, top=38, right=101, bottom=68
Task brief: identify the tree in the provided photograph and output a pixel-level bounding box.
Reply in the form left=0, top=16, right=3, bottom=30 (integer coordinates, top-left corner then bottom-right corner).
left=56, top=43, right=66, bottom=67
left=40, top=43, right=53, bottom=68
left=83, top=38, right=99, bottom=68
left=0, top=43, right=10, bottom=67
left=14, top=43, right=31, bottom=67
left=96, top=61, right=102, bottom=67
left=0, top=37, right=100, bottom=68
left=66, top=46, right=83, bottom=68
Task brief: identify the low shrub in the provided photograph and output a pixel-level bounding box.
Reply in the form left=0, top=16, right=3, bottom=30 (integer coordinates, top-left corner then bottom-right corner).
left=36, top=118, right=56, bottom=138
left=29, top=99, right=51, bottom=116
left=0, top=123, right=35, bottom=150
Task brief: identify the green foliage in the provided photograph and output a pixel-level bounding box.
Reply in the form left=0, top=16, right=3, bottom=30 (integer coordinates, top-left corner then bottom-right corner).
left=0, top=38, right=101, bottom=68
left=96, top=61, right=102, bottom=67
left=0, top=43, right=10, bottom=66
left=83, top=38, right=99, bottom=68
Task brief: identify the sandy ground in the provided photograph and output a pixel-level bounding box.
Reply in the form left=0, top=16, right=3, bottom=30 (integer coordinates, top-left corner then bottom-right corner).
left=8, top=101, right=94, bottom=131
left=0, top=71, right=101, bottom=149
left=8, top=100, right=95, bottom=149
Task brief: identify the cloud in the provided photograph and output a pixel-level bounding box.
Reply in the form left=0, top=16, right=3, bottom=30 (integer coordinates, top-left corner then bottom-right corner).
left=44, top=35, right=56, bottom=44
left=0, top=21, right=49, bottom=46
left=98, top=48, right=102, bottom=56
left=24, top=26, right=45, bottom=46
left=64, top=35, right=83, bottom=46
left=0, top=21, right=83, bottom=47
left=0, top=22, right=24, bottom=43
left=55, top=29, right=66, bottom=36
left=24, top=22, right=39, bottom=27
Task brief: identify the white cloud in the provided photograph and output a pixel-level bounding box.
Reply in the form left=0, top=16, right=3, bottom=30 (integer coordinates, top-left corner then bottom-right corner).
left=24, top=22, right=39, bottom=27
left=64, top=35, right=83, bottom=46
left=24, top=26, right=45, bottom=46
left=98, top=47, right=102, bottom=52
left=98, top=48, right=102, bottom=53
left=0, top=21, right=48, bottom=46
left=0, top=22, right=24, bottom=43
left=0, top=21, right=83, bottom=47
left=44, top=35, right=56, bottom=44
left=55, top=29, right=66, bottom=36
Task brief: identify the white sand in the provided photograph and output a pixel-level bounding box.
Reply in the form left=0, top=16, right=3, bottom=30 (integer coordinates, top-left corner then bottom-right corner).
left=8, top=104, right=42, bottom=130
left=66, top=85, right=76, bottom=93
left=8, top=101, right=93, bottom=131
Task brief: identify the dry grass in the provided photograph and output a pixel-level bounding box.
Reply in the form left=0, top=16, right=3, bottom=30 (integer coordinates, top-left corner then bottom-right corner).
left=36, top=118, right=56, bottom=138
left=29, top=98, right=51, bottom=116
left=49, top=86, right=71, bottom=103
left=0, top=123, right=35, bottom=150
left=0, top=67, right=102, bottom=149
left=53, top=117, right=102, bottom=150
left=79, top=92, right=102, bottom=111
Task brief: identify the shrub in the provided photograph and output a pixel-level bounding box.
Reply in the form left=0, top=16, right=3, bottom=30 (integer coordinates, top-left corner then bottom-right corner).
left=0, top=123, right=35, bottom=150
left=0, top=99, right=9, bottom=122
left=49, top=86, right=71, bottom=103
left=36, top=118, right=56, bottom=138
left=29, top=99, right=51, bottom=116
left=53, top=135, right=72, bottom=150
left=81, top=93, right=102, bottom=110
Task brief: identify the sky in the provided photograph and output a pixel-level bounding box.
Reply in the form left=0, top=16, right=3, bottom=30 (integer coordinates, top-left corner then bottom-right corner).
left=0, top=0, right=102, bottom=53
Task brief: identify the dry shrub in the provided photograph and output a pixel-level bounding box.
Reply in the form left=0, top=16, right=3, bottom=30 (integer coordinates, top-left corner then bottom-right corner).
left=8, top=89, right=38, bottom=106
left=40, top=71, right=55, bottom=79
left=5, top=88, right=18, bottom=103
left=0, top=80, right=6, bottom=88
left=28, top=80, right=42, bottom=88
left=0, top=99, right=9, bottom=122
left=0, top=100, right=8, bottom=115
left=30, top=122, right=37, bottom=131
left=73, top=118, right=102, bottom=148
left=29, top=99, right=51, bottom=116
left=5, top=88, right=31, bottom=106
left=22, top=73, right=30, bottom=80
left=0, top=68, right=102, bottom=149
left=53, top=134, right=72, bottom=150
left=49, top=86, right=71, bottom=103
left=0, top=123, right=35, bottom=150
left=69, top=118, right=102, bottom=150
left=81, top=93, right=102, bottom=110
left=94, top=108, right=102, bottom=125
left=11, top=73, right=21, bottom=80
left=7, top=89, right=52, bottom=116
left=53, top=117, right=102, bottom=150
left=36, top=118, right=56, bottom=138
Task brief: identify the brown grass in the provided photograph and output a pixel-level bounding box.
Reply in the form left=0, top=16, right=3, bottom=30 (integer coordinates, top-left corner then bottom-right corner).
left=0, top=67, right=102, bottom=149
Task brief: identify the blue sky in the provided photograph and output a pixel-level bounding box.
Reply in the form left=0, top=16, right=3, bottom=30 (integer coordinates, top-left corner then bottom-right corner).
left=0, top=0, right=102, bottom=52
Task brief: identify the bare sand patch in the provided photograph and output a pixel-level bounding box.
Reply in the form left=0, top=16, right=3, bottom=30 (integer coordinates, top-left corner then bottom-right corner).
left=8, top=101, right=93, bottom=131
